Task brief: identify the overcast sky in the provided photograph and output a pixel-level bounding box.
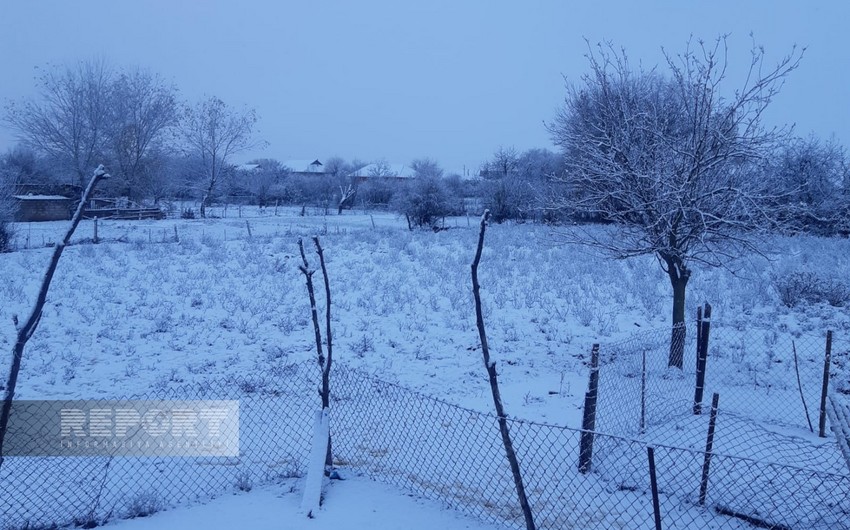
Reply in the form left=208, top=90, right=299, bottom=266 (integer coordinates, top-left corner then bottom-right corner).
left=0, top=1, right=847, bottom=172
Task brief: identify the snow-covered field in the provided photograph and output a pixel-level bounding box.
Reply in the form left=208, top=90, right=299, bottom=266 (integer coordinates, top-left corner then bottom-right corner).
left=1, top=206, right=849, bottom=528
left=3, top=207, right=847, bottom=415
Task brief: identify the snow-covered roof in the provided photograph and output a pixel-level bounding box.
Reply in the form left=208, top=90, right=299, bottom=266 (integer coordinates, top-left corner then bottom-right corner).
left=284, top=159, right=324, bottom=173
left=13, top=194, right=70, bottom=200
left=349, top=163, right=416, bottom=179
left=235, top=163, right=261, bottom=172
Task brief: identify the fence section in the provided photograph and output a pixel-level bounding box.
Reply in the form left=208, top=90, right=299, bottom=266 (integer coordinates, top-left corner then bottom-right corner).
left=2, top=358, right=849, bottom=530
left=595, top=321, right=846, bottom=473
left=0, top=366, right=317, bottom=529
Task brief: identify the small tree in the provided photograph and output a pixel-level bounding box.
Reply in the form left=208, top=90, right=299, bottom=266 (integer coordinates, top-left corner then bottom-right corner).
left=392, top=176, right=451, bottom=228
left=548, top=37, right=803, bottom=367
left=178, top=96, right=261, bottom=217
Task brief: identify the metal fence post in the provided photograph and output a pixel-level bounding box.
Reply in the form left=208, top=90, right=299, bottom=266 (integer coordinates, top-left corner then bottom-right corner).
left=819, top=330, right=833, bottom=438
left=698, top=393, right=720, bottom=506
left=578, top=344, right=600, bottom=474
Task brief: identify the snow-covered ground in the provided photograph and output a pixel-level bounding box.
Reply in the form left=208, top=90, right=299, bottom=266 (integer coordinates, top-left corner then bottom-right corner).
left=105, top=475, right=499, bottom=530
left=1, top=206, right=848, bottom=528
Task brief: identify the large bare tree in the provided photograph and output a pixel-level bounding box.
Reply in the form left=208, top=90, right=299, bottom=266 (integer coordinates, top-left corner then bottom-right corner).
left=548, top=37, right=803, bottom=367
left=106, top=69, right=178, bottom=200
left=177, top=96, right=261, bottom=217
left=5, top=60, right=114, bottom=192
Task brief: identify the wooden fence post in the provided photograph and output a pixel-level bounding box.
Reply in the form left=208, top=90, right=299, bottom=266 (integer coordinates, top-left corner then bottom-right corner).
left=699, top=393, right=720, bottom=505
left=647, top=446, right=663, bottom=530
left=640, top=349, right=647, bottom=435
left=579, top=344, right=600, bottom=473
left=819, top=330, right=833, bottom=438
left=93, top=216, right=99, bottom=244
left=693, top=303, right=712, bottom=415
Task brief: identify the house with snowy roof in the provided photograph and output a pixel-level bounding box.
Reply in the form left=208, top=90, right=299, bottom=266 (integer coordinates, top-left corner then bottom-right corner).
left=284, top=159, right=324, bottom=177
left=347, top=162, right=416, bottom=183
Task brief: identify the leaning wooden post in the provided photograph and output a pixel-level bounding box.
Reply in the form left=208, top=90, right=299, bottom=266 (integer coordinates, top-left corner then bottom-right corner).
left=693, top=303, right=712, bottom=414
left=698, top=393, right=720, bottom=506
left=579, top=344, right=600, bottom=473
left=0, top=165, right=110, bottom=474
left=470, top=210, right=535, bottom=530
left=819, top=330, right=833, bottom=438
left=640, top=349, right=647, bottom=435
left=647, top=446, right=663, bottom=530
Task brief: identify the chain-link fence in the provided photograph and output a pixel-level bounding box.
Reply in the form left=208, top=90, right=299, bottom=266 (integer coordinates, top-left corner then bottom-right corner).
left=0, top=365, right=317, bottom=529
left=3, top=351, right=849, bottom=530
left=595, top=320, right=846, bottom=472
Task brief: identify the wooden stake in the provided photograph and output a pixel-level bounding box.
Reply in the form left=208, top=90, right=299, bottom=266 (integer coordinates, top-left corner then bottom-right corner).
left=471, top=210, right=535, bottom=530
left=647, top=446, right=663, bottom=530
left=698, top=393, right=720, bottom=505
left=579, top=344, right=600, bottom=473
left=819, top=330, right=832, bottom=438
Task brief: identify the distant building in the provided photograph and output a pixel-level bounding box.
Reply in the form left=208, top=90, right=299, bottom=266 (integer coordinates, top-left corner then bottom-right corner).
left=284, top=159, right=325, bottom=177
left=348, top=163, right=416, bottom=184
left=12, top=195, right=73, bottom=222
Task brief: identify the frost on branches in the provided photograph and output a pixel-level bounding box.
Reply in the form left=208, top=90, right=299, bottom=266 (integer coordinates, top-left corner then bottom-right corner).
left=548, top=36, right=803, bottom=367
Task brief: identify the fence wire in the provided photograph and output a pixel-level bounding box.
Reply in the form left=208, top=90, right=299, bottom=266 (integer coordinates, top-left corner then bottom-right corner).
left=595, top=321, right=847, bottom=474
left=0, top=364, right=317, bottom=530
left=2, top=350, right=849, bottom=530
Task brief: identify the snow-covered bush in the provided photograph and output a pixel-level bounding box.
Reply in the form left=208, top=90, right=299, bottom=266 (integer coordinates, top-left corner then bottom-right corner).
left=0, top=169, right=16, bottom=252
left=391, top=176, right=454, bottom=228
left=774, top=271, right=850, bottom=308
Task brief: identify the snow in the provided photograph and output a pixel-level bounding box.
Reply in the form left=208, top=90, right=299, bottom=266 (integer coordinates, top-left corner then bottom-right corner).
left=105, top=475, right=499, bottom=530
left=12, top=195, right=70, bottom=200
left=1, top=205, right=848, bottom=529
left=300, top=408, right=330, bottom=516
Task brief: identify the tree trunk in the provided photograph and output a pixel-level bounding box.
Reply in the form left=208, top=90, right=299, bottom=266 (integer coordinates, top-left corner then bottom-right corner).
left=667, top=259, right=690, bottom=368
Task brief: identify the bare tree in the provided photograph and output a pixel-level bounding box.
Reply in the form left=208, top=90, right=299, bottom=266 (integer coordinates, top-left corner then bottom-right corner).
left=368, top=159, right=394, bottom=178
left=4, top=60, right=114, bottom=192
left=106, top=69, right=178, bottom=200
left=178, top=96, right=261, bottom=217
left=768, top=134, right=849, bottom=235
left=548, top=37, right=803, bottom=367
left=481, top=146, right=519, bottom=178
left=411, top=157, right=444, bottom=179
left=323, top=156, right=347, bottom=179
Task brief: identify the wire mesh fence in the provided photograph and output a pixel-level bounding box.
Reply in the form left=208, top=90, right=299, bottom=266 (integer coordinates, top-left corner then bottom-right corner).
left=595, top=318, right=847, bottom=474
left=0, top=364, right=317, bottom=529
left=2, top=350, right=848, bottom=530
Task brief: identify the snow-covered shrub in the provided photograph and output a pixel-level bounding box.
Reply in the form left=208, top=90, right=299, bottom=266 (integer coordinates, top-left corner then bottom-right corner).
left=774, top=271, right=850, bottom=308
left=125, top=491, right=162, bottom=518
left=391, top=176, right=454, bottom=228
left=235, top=471, right=253, bottom=492
left=0, top=171, right=15, bottom=252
